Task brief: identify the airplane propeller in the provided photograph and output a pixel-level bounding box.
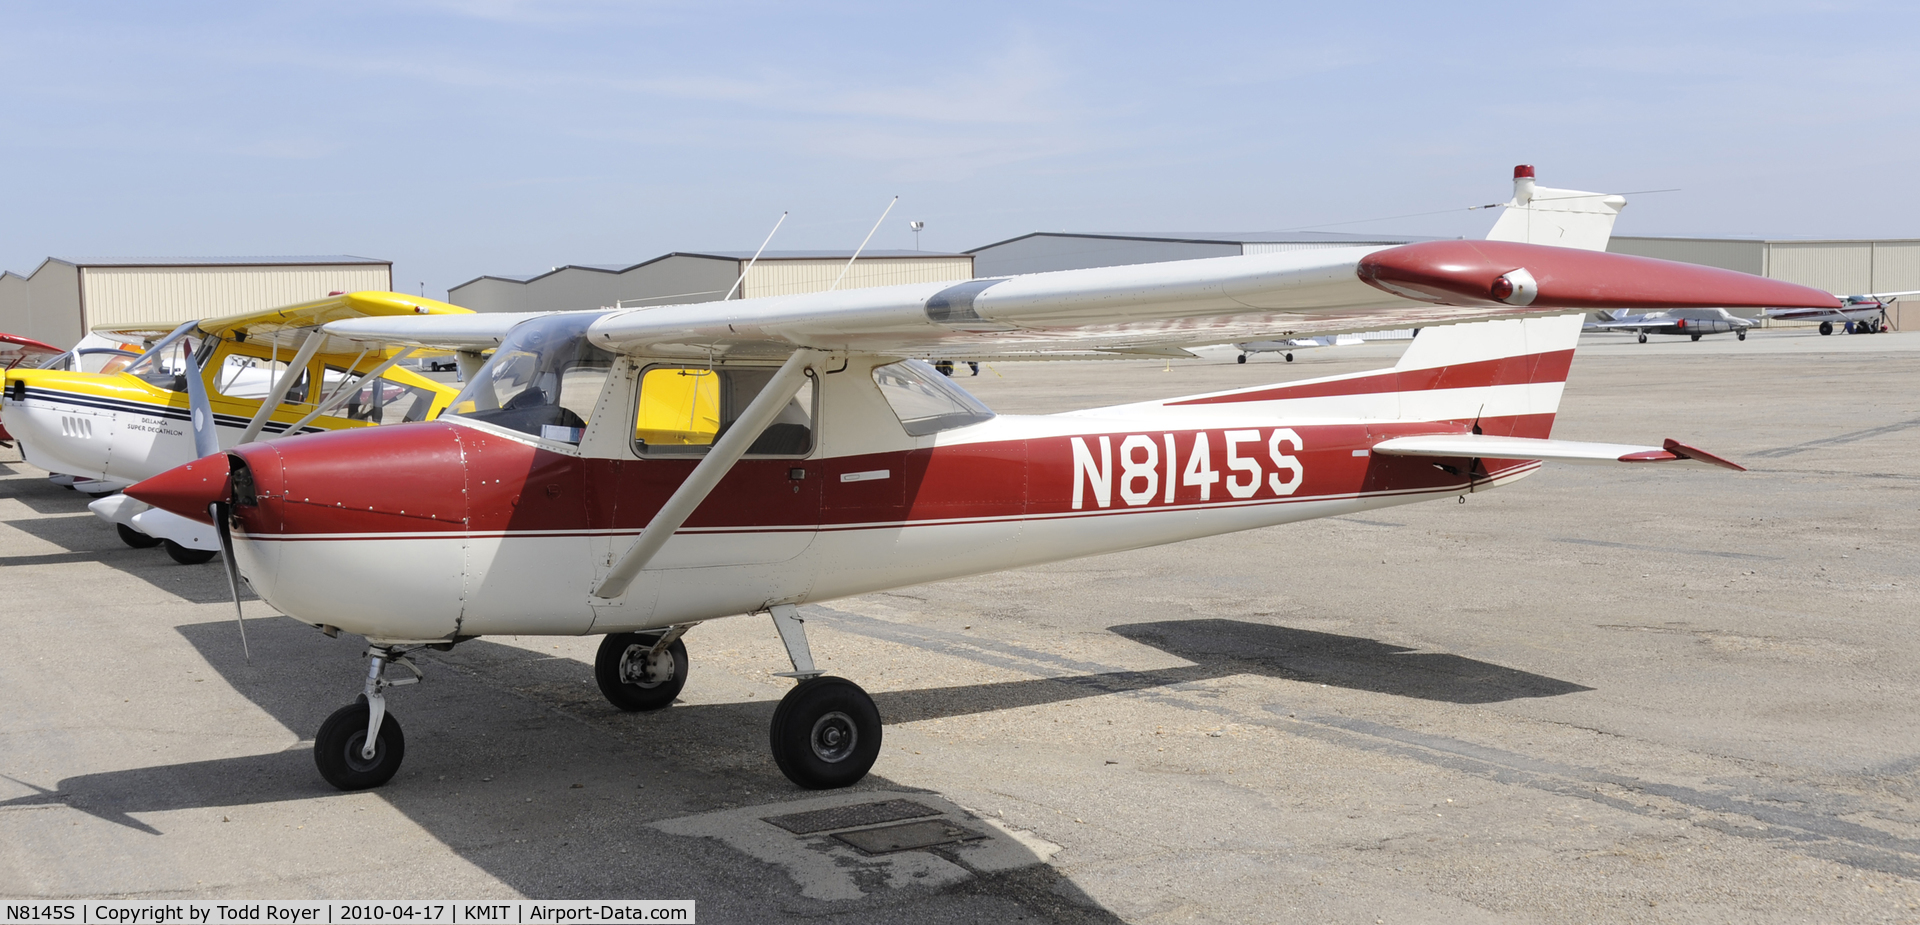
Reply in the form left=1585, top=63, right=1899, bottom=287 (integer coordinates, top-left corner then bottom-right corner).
left=178, top=333, right=249, bottom=661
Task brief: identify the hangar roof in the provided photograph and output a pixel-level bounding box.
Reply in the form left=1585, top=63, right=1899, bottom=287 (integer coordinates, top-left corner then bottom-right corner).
left=49, top=255, right=390, bottom=268
left=457, top=250, right=967, bottom=287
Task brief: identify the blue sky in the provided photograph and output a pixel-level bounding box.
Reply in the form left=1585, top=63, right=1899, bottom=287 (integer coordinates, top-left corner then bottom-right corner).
left=3, top=1, right=1916, bottom=296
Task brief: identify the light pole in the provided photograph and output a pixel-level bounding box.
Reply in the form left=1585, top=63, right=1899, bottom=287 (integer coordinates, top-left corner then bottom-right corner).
left=909, top=221, right=924, bottom=251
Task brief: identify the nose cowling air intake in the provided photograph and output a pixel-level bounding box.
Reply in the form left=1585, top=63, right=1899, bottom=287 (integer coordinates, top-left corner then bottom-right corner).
left=1357, top=240, right=1843, bottom=311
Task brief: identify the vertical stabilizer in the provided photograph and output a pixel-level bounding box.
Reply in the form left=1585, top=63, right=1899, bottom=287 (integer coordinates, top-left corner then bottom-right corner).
left=1387, top=313, right=1585, bottom=437
left=1484, top=165, right=1626, bottom=252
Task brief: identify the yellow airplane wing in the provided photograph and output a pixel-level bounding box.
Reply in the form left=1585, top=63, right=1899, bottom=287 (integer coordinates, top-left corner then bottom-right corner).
left=95, top=291, right=472, bottom=355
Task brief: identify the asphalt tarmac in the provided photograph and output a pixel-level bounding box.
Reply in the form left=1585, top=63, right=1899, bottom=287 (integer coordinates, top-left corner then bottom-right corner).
left=4, top=328, right=1920, bottom=923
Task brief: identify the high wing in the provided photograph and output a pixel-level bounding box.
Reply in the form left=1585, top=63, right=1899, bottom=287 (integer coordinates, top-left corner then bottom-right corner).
left=96, top=291, right=472, bottom=355
left=1, top=333, right=64, bottom=370
left=324, top=240, right=1840, bottom=360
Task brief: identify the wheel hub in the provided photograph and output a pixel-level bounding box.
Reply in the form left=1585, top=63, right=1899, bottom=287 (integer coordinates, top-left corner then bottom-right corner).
left=620, top=644, right=673, bottom=687
left=810, top=711, right=857, bottom=763
left=343, top=731, right=384, bottom=773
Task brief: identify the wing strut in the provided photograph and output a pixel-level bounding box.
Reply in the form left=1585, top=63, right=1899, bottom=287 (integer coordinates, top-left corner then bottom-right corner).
left=593, top=348, right=820, bottom=600
left=238, top=331, right=325, bottom=444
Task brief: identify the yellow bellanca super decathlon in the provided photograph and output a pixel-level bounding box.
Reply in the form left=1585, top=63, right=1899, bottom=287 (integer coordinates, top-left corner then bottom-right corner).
left=0, top=291, right=468, bottom=562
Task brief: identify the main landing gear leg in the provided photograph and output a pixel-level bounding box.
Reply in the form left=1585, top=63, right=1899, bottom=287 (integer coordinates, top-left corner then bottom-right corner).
left=766, top=604, right=881, bottom=790
left=314, top=645, right=419, bottom=791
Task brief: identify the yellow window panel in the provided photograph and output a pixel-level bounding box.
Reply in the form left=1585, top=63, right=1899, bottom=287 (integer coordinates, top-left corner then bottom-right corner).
left=635, top=368, right=720, bottom=446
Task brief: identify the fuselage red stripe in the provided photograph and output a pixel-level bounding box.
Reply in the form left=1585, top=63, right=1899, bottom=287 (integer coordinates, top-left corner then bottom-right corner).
left=235, top=464, right=1539, bottom=542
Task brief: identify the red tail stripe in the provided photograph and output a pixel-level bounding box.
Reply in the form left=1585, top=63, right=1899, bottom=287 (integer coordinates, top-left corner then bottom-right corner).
left=1168, top=349, right=1575, bottom=406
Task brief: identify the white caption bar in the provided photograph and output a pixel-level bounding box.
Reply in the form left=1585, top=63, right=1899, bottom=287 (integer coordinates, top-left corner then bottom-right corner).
left=0, top=901, right=694, bottom=925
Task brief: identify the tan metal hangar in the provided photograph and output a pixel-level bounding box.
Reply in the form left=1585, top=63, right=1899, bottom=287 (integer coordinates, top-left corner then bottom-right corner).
left=1608, top=236, right=1920, bottom=327
left=0, top=256, right=392, bottom=348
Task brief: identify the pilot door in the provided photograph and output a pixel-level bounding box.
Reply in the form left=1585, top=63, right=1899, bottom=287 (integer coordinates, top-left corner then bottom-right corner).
left=587, top=363, right=822, bottom=626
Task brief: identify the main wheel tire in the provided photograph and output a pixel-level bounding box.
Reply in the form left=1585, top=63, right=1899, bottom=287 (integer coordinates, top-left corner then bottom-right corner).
left=594, top=633, right=689, bottom=712
left=1638, top=333, right=1648, bottom=343
left=1737, top=330, right=1747, bottom=341
left=1819, top=321, right=1834, bottom=336
left=1235, top=354, right=1246, bottom=364
left=1690, top=333, right=1702, bottom=341
left=314, top=701, right=405, bottom=791
left=117, top=523, right=162, bottom=549
left=1284, top=353, right=1294, bottom=362
left=163, top=540, right=217, bottom=564
left=770, top=676, right=882, bottom=790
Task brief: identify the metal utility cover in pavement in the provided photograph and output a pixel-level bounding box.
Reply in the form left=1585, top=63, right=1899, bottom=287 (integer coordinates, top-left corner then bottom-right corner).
left=762, top=799, right=942, bottom=835
left=832, top=819, right=986, bottom=855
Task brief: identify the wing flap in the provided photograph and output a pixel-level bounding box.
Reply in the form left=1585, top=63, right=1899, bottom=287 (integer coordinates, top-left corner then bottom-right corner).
left=1372, top=434, right=1745, bottom=470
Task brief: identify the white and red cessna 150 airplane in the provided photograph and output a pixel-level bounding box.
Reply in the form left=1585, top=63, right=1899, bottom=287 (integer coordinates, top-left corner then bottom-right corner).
left=122, top=189, right=1841, bottom=793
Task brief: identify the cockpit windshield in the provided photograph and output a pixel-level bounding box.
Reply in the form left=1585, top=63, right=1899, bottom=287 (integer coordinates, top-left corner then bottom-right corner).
left=120, top=324, right=210, bottom=393
left=447, top=312, right=615, bottom=445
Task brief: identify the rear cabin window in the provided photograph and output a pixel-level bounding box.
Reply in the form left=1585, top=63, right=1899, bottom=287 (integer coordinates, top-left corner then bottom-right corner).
left=319, top=365, right=437, bottom=425
left=632, top=366, right=814, bottom=457
left=871, top=360, right=995, bottom=436
left=215, top=354, right=309, bottom=403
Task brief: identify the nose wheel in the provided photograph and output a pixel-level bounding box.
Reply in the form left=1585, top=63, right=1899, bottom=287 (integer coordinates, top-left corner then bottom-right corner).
left=315, top=645, right=421, bottom=791
left=315, top=698, right=405, bottom=790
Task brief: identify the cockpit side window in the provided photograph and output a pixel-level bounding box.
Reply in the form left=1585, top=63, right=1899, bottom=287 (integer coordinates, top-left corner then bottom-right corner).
left=632, top=365, right=814, bottom=457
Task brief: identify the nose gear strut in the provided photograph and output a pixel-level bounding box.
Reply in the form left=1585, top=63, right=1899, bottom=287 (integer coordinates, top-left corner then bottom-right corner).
left=313, top=644, right=422, bottom=791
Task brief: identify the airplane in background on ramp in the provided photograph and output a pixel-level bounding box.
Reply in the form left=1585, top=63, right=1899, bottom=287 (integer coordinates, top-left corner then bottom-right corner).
left=0, top=292, right=468, bottom=562
left=1765, top=291, right=1917, bottom=335
left=0, top=333, right=63, bottom=447
left=1583, top=307, right=1759, bottom=343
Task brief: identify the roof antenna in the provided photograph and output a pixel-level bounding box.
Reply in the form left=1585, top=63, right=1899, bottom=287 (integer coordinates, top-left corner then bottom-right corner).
left=723, top=211, right=787, bottom=302
left=829, top=196, right=898, bottom=292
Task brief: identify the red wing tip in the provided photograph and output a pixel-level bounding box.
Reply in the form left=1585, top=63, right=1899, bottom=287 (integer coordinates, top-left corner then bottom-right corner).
left=1662, top=438, right=1747, bottom=472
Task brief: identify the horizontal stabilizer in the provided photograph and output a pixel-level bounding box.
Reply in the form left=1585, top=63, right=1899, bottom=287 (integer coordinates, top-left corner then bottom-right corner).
left=1372, top=434, right=1745, bottom=471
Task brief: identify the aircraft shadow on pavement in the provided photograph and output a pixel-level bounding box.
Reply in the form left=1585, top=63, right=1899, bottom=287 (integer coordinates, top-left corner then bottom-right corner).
left=0, top=460, right=99, bottom=516
left=0, top=616, right=1122, bottom=920
left=0, top=474, right=254, bottom=605
left=1109, top=619, right=1592, bottom=704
